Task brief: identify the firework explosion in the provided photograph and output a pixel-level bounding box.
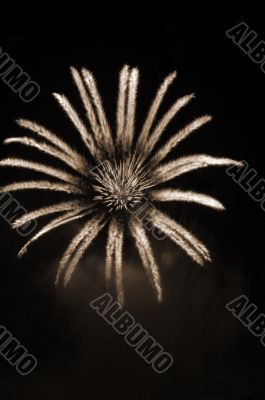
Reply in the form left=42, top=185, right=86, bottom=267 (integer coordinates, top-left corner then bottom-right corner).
left=0, top=65, right=241, bottom=304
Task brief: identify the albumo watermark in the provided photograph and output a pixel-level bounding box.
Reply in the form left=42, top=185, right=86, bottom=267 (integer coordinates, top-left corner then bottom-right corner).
left=90, top=293, right=174, bottom=374
left=226, top=295, right=265, bottom=348
left=226, top=21, right=265, bottom=74
left=226, top=160, right=265, bottom=212
left=0, top=325, right=37, bottom=375
left=0, top=189, right=37, bottom=236
left=0, top=46, right=40, bottom=102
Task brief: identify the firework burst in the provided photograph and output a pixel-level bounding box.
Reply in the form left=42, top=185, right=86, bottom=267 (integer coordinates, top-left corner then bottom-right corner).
left=0, top=65, right=242, bottom=304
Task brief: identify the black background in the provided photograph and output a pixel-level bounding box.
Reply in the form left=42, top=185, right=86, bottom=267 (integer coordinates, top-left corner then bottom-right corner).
left=0, top=6, right=265, bottom=399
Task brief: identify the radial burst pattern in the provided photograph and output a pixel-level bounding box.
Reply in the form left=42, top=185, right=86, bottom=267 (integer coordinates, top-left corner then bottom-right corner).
left=0, top=65, right=242, bottom=304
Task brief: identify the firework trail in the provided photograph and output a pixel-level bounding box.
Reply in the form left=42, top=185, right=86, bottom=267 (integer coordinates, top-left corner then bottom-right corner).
left=0, top=65, right=242, bottom=304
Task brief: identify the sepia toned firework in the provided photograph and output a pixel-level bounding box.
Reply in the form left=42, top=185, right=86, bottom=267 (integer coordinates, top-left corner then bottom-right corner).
left=0, top=65, right=242, bottom=304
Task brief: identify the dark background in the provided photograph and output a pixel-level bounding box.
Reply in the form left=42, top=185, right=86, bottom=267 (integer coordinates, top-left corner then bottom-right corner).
left=0, top=6, right=265, bottom=399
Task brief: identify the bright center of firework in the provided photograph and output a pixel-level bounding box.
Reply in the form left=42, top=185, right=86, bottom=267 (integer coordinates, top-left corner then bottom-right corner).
left=90, top=157, right=154, bottom=212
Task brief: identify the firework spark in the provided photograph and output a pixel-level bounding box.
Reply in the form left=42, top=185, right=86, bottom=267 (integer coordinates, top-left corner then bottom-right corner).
left=0, top=65, right=242, bottom=304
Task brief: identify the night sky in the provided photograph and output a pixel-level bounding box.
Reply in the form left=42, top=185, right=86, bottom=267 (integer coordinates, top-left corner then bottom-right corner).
left=0, top=6, right=265, bottom=399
